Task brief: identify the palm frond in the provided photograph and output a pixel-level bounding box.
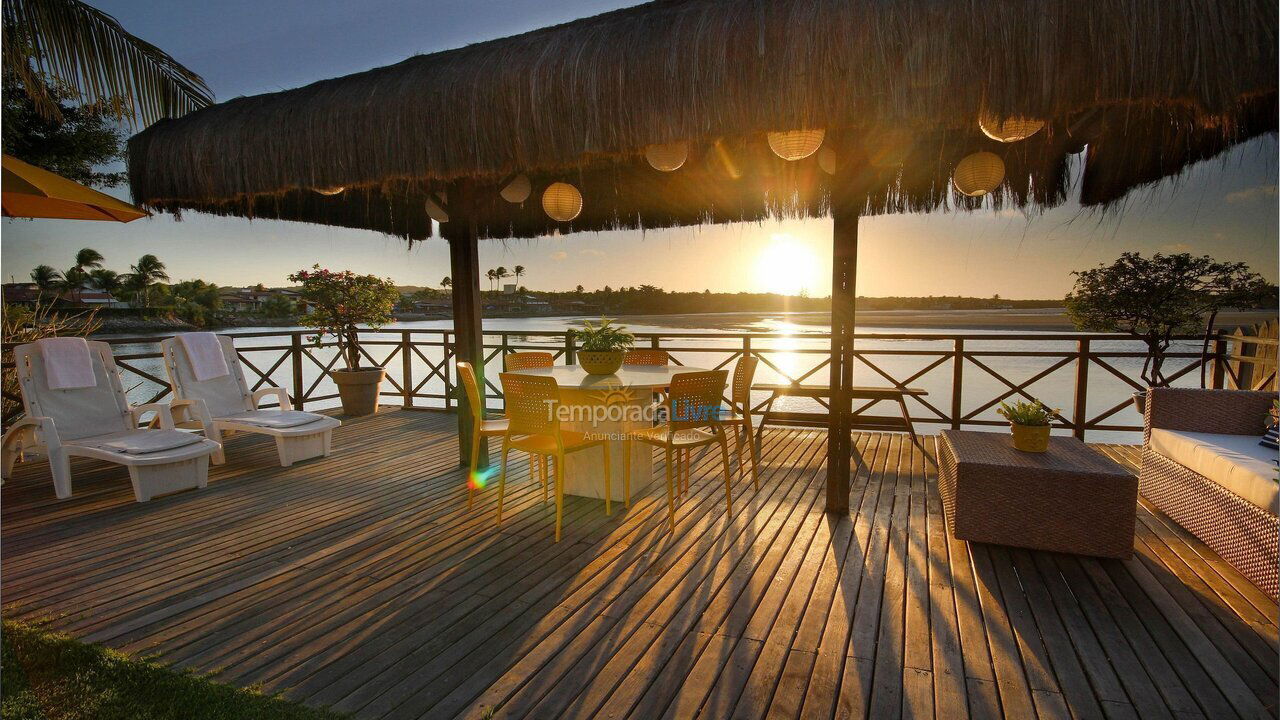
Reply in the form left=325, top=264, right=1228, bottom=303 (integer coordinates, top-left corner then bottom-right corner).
left=3, top=0, right=213, bottom=127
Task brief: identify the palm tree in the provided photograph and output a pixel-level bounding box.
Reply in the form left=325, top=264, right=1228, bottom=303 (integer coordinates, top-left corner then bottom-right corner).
left=513, top=265, right=525, bottom=287
left=495, top=266, right=510, bottom=290
left=30, top=264, right=58, bottom=296
left=88, top=268, right=121, bottom=298
left=73, top=247, right=103, bottom=271
left=441, top=277, right=451, bottom=289
left=56, top=266, right=87, bottom=301
left=3, top=0, right=213, bottom=127
left=485, top=269, right=496, bottom=291
left=124, top=254, right=168, bottom=307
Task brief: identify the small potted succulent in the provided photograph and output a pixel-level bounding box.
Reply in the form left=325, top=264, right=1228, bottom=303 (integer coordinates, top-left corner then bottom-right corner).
left=996, top=399, right=1058, bottom=453
left=289, top=265, right=401, bottom=416
left=572, top=317, right=634, bottom=375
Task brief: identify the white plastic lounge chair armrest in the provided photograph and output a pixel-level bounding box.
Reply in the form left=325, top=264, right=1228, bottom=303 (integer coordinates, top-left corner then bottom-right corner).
left=252, top=386, right=293, bottom=411
left=131, top=402, right=177, bottom=430
left=3, top=415, right=61, bottom=452
left=170, top=397, right=215, bottom=426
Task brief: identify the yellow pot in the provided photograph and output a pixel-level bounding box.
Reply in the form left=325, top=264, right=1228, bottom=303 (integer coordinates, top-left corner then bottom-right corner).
left=1009, top=423, right=1050, bottom=452
left=578, top=350, right=623, bottom=375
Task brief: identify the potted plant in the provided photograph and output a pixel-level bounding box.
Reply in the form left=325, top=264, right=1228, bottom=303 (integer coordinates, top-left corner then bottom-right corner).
left=572, top=317, right=634, bottom=375
left=996, top=399, right=1058, bottom=452
left=289, top=265, right=401, bottom=416
left=1064, top=252, right=1266, bottom=413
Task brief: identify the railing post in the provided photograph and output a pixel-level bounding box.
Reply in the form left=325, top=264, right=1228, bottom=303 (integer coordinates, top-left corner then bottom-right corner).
left=564, top=331, right=575, bottom=365
left=444, top=333, right=454, bottom=411
left=950, top=338, right=963, bottom=430
left=1072, top=338, right=1089, bottom=439
left=1211, top=332, right=1229, bottom=389
left=291, top=333, right=305, bottom=410
left=401, top=330, right=413, bottom=408
left=650, top=335, right=660, bottom=349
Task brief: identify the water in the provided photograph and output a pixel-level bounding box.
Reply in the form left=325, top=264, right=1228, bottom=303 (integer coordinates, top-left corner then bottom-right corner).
left=102, top=312, right=1210, bottom=443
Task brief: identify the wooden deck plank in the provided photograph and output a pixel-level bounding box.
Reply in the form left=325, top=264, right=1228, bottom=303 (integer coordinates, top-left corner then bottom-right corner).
left=2, top=410, right=1275, bottom=720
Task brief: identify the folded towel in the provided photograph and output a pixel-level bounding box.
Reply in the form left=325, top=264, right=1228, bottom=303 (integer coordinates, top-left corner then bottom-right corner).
left=221, top=410, right=325, bottom=429
left=75, top=429, right=202, bottom=455
left=36, top=337, right=97, bottom=390
left=179, top=333, right=230, bottom=382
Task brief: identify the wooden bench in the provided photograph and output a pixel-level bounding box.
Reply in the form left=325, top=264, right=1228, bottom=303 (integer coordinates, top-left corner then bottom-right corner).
left=752, top=384, right=928, bottom=442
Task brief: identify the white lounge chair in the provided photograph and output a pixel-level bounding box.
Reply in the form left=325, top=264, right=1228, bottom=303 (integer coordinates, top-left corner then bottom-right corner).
left=161, top=335, right=340, bottom=467
left=1, top=340, right=220, bottom=502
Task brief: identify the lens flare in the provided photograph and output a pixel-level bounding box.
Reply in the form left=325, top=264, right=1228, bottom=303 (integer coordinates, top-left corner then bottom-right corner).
left=469, top=464, right=499, bottom=490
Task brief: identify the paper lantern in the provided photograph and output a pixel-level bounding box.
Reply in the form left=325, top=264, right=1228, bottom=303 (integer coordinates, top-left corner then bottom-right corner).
left=816, top=146, right=837, bottom=175
left=314, top=186, right=345, bottom=196
left=425, top=195, right=449, bottom=223
left=644, top=141, right=688, bottom=172
left=951, top=152, right=1005, bottom=197
left=500, top=174, right=531, bottom=203
left=542, top=182, right=582, bottom=222
left=767, top=129, right=825, bottom=161
left=978, top=113, right=1045, bottom=143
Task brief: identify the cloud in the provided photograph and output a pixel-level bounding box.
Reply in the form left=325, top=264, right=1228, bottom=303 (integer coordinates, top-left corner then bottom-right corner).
left=579, top=248, right=606, bottom=258
left=549, top=251, right=567, bottom=261
left=1225, top=184, right=1277, bottom=205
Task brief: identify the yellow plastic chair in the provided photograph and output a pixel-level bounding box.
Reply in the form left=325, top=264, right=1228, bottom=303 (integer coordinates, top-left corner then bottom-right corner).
left=497, top=372, right=611, bottom=542
left=625, top=370, right=733, bottom=532
left=457, top=362, right=516, bottom=509
left=503, top=351, right=555, bottom=484
left=623, top=349, right=669, bottom=366
left=504, top=351, right=554, bottom=370
left=720, top=355, right=761, bottom=490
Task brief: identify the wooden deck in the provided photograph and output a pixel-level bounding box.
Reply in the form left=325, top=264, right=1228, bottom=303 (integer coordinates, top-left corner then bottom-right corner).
left=3, top=409, right=1276, bottom=719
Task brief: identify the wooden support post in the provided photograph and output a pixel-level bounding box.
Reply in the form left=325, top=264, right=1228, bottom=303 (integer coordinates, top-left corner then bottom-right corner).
left=290, top=333, right=305, bottom=410
left=1072, top=338, right=1089, bottom=439
left=401, top=330, right=414, bottom=408
left=951, top=338, right=963, bottom=430
left=827, top=206, right=857, bottom=514
left=449, top=179, right=487, bottom=467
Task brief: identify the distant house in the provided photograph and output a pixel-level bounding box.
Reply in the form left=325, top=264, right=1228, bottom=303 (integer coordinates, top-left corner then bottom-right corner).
left=219, top=288, right=311, bottom=314
left=2, top=283, right=129, bottom=309
left=3, top=283, right=43, bottom=306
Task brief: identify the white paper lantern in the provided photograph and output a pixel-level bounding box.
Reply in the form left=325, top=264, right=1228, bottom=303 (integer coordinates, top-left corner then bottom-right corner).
left=542, top=182, right=583, bottom=222
left=500, top=174, right=532, bottom=203
left=767, top=129, right=825, bottom=161
left=952, top=152, right=1005, bottom=197
left=314, top=186, right=345, bottom=196
left=978, top=113, right=1045, bottom=143
left=644, top=141, right=688, bottom=172
left=425, top=195, right=449, bottom=223
left=816, top=146, right=837, bottom=175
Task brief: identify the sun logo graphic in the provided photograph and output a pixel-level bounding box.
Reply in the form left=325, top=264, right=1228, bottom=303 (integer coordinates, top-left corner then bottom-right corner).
left=590, top=387, right=637, bottom=407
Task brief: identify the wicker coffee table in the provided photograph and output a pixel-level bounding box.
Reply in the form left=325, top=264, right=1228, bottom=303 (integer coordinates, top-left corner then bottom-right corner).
left=937, top=430, right=1138, bottom=558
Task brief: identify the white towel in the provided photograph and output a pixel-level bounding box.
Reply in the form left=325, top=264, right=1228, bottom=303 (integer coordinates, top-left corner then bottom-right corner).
left=178, top=333, right=230, bottom=382
left=36, top=337, right=97, bottom=390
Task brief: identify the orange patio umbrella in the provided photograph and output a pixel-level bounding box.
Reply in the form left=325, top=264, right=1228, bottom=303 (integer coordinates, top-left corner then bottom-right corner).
left=2, top=154, right=148, bottom=222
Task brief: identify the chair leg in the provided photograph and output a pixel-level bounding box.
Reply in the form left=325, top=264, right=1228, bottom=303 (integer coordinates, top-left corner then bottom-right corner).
left=602, top=442, right=612, bottom=517
left=746, top=418, right=760, bottom=492
left=496, top=440, right=511, bottom=524
left=554, top=452, right=566, bottom=542
left=664, top=447, right=676, bottom=532
left=718, top=432, right=733, bottom=517
left=467, top=426, right=481, bottom=510
left=49, top=448, right=72, bottom=499
left=623, top=437, right=632, bottom=509
left=732, top=423, right=743, bottom=479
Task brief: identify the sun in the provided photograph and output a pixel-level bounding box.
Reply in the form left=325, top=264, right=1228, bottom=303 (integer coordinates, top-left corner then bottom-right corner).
left=755, top=235, right=819, bottom=295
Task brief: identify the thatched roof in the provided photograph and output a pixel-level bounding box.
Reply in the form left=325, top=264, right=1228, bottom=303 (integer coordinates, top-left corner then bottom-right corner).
left=128, top=0, right=1278, bottom=242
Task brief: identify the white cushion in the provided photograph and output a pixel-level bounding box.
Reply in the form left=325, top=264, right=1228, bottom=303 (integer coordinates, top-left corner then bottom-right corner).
left=1150, top=429, right=1278, bottom=515
left=73, top=429, right=203, bottom=455
left=220, top=410, right=326, bottom=429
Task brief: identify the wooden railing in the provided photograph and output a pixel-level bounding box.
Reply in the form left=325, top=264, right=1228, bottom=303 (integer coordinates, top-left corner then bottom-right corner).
left=4, top=327, right=1235, bottom=440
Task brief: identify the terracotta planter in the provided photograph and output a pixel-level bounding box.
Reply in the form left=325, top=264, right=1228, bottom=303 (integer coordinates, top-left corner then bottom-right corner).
left=1132, top=390, right=1148, bottom=415
left=331, top=367, right=385, bottom=416
left=578, top=350, right=623, bottom=375
left=1009, top=423, right=1050, bottom=453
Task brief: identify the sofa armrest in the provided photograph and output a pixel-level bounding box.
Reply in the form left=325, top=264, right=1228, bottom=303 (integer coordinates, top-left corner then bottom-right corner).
left=1144, top=387, right=1275, bottom=442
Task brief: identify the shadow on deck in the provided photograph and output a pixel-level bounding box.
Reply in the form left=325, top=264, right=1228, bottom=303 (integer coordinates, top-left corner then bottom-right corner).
left=2, top=409, right=1276, bottom=719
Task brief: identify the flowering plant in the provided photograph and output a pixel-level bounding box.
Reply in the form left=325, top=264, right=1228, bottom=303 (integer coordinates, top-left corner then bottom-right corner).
left=288, top=265, right=400, bottom=371
left=996, top=399, right=1058, bottom=427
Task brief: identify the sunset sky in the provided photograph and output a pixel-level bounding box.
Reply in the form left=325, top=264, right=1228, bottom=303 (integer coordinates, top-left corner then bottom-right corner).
left=3, top=0, right=1276, bottom=299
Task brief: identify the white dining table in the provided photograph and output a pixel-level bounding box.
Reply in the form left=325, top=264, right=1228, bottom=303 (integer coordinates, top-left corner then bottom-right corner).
left=500, top=364, right=712, bottom=502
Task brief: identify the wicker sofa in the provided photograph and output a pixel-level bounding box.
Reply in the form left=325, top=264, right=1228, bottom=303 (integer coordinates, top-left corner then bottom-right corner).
left=1139, top=387, right=1278, bottom=599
